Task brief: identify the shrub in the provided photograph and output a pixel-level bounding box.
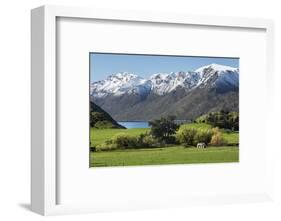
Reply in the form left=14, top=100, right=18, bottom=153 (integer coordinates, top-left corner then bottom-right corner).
left=138, top=133, right=153, bottom=147
left=112, top=133, right=138, bottom=149
left=194, top=129, right=213, bottom=145
left=176, top=126, right=197, bottom=146
left=96, top=143, right=118, bottom=151
left=94, top=121, right=113, bottom=129
left=209, top=127, right=227, bottom=146
left=177, top=125, right=215, bottom=146
left=211, top=127, right=220, bottom=134
left=96, top=132, right=165, bottom=151
left=210, top=134, right=224, bottom=146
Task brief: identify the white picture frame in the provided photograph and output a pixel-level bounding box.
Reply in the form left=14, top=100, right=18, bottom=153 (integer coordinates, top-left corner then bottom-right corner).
left=31, top=5, right=275, bottom=216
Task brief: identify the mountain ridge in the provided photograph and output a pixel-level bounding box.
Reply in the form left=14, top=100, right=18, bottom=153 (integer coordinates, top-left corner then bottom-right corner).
left=90, top=63, right=239, bottom=98
left=90, top=63, right=239, bottom=121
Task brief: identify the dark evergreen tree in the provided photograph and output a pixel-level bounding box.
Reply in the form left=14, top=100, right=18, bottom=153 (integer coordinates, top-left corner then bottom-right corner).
left=205, top=111, right=239, bottom=131
left=149, top=115, right=179, bottom=143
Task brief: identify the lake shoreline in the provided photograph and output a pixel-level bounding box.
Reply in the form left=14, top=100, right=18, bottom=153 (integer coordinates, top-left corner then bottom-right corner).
left=117, top=121, right=150, bottom=129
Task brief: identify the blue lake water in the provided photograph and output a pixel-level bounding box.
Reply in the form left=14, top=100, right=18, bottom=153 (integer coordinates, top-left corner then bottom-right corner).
left=118, top=121, right=150, bottom=129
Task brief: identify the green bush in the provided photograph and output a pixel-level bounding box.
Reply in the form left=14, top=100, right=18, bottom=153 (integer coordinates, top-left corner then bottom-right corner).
left=112, top=133, right=138, bottom=149
left=96, top=143, right=118, bottom=152
left=96, top=132, right=165, bottom=151
left=194, top=129, right=213, bottom=145
left=176, top=125, right=215, bottom=146
left=94, top=121, right=114, bottom=129
left=176, top=126, right=197, bottom=146
left=138, top=133, right=155, bottom=147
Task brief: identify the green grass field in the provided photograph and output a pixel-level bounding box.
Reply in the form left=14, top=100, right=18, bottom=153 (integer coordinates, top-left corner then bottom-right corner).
left=90, top=127, right=149, bottom=146
left=90, top=124, right=239, bottom=167
left=90, top=146, right=239, bottom=167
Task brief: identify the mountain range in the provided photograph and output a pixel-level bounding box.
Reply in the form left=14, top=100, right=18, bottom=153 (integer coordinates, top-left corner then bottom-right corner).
left=90, top=63, right=239, bottom=121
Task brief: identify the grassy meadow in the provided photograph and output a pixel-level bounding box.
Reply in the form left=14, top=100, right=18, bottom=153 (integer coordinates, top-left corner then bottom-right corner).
left=90, top=123, right=239, bottom=167
left=90, top=128, right=149, bottom=147
left=90, top=146, right=238, bottom=167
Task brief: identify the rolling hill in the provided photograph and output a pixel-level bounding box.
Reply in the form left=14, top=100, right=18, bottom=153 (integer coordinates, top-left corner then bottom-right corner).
left=90, top=102, right=125, bottom=129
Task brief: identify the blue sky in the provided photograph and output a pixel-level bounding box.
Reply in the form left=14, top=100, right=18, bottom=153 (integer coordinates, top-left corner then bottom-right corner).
left=90, top=53, right=239, bottom=82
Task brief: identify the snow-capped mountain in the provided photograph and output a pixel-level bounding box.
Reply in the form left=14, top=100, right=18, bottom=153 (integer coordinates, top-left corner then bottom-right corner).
left=149, top=71, right=200, bottom=95
left=91, top=72, right=151, bottom=98
left=195, top=63, right=239, bottom=89
left=91, top=63, right=239, bottom=121
left=91, top=63, right=239, bottom=98
left=195, top=63, right=238, bottom=73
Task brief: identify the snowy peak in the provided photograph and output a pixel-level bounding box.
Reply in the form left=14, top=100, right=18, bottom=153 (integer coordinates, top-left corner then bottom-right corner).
left=149, top=71, right=200, bottom=95
left=91, top=64, right=239, bottom=98
left=91, top=72, right=151, bottom=98
left=195, top=63, right=239, bottom=89
left=106, top=72, right=139, bottom=82
left=195, top=63, right=238, bottom=73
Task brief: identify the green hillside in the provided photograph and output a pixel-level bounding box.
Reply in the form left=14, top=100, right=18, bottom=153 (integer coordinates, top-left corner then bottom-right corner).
left=90, top=102, right=125, bottom=129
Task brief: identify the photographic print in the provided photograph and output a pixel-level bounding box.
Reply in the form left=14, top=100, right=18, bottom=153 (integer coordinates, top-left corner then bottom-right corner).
left=90, top=53, right=239, bottom=167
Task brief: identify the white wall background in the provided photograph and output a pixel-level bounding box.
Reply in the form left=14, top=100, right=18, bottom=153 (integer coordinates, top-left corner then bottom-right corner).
left=0, top=0, right=280, bottom=220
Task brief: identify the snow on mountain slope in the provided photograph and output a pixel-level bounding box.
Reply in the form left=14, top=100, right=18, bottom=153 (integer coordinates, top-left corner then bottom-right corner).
left=91, top=72, right=151, bottom=98
left=195, top=63, right=238, bottom=74
left=149, top=71, right=200, bottom=95
left=196, top=63, right=239, bottom=88
left=91, top=64, right=239, bottom=97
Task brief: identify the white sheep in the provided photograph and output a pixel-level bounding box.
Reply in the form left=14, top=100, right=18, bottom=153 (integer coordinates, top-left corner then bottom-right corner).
left=197, top=142, right=206, bottom=148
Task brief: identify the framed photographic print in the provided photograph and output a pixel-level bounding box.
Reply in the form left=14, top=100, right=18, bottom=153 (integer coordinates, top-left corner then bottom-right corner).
left=31, top=5, right=274, bottom=215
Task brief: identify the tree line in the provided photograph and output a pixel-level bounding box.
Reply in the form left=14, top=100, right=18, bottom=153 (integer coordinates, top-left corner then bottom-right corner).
left=196, top=110, right=239, bottom=131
